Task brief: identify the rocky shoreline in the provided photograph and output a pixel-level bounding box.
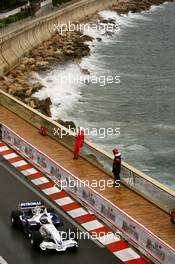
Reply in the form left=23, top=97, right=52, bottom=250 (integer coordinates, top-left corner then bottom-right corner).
left=0, top=30, right=93, bottom=117
left=111, top=0, right=174, bottom=13
left=0, top=0, right=173, bottom=118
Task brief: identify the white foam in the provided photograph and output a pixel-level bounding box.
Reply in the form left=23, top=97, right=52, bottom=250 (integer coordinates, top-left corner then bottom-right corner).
left=149, top=4, right=165, bottom=12
left=32, top=64, right=87, bottom=120
left=32, top=8, right=151, bottom=121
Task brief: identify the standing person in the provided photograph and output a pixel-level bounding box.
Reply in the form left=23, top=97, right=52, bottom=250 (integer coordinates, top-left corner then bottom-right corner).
left=73, top=128, right=84, bottom=160
left=112, top=148, right=121, bottom=187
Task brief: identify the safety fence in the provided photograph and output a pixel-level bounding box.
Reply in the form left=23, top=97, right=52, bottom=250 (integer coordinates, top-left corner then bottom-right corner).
left=1, top=123, right=175, bottom=264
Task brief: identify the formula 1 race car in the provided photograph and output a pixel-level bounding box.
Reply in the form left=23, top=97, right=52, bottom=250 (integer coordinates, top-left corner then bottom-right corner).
left=10, top=201, right=63, bottom=233
left=10, top=201, right=78, bottom=251
left=30, top=223, right=78, bottom=251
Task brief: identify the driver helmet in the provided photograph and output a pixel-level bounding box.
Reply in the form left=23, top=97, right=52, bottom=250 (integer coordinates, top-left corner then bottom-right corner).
left=40, top=215, right=49, bottom=224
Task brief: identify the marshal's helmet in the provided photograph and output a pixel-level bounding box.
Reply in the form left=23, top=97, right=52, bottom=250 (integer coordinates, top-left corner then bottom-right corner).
left=112, top=148, right=121, bottom=157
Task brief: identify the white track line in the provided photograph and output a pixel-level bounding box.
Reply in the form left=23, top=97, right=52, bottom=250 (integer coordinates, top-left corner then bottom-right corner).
left=68, top=207, right=87, bottom=218
left=42, top=186, right=61, bottom=195
left=0, top=146, right=9, bottom=152
left=113, top=248, right=140, bottom=261
left=98, top=233, right=120, bottom=245
left=31, top=177, right=49, bottom=185
left=82, top=220, right=104, bottom=231
left=0, top=256, right=8, bottom=264
left=12, top=160, right=28, bottom=167
left=3, top=153, right=18, bottom=160
left=21, top=168, right=38, bottom=176
left=55, top=196, right=73, bottom=206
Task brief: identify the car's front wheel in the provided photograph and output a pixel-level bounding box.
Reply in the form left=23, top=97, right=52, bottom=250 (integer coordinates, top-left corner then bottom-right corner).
left=11, top=210, right=22, bottom=228
left=30, top=231, right=43, bottom=249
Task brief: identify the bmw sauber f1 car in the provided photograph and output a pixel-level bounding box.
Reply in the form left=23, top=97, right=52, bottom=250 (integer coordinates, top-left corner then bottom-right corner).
left=11, top=201, right=78, bottom=251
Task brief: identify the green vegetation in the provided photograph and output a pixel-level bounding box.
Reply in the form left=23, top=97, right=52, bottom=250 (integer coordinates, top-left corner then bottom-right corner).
left=0, top=0, right=41, bottom=28
left=0, top=0, right=72, bottom=28
left=0, top=8, right=32, bottom=28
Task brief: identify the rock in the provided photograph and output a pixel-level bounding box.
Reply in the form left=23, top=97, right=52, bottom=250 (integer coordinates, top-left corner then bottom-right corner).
left=54, top=49, right=63, bottom=55
left=81, top=68, right=90, bottom=75
left=25, top=88, right=33, bottom=97
left=1, top=76, right=9, bottom=81
left=35, top=61, right=49, bottom=67
left=31, top=97, right=51, bottom=117
left=100, top=19, right=110, bottom=24
left=80, top=34, right=94, bottom=42
left=24, top=98, right=31, bottom=104
left=32, top=82, right=44, bottom=94
left=96, top=37, right=102, bottom=42
left=57, top=119, right=76, bottom=130
left=107, top=18, right=116, bottom=24
left=66, top=40, right=74, bottom=46
left=111, top=0, right=169, bottom=14
left=45, top=48, right=55, bottom=57
left=22, top=57, right=35, bottom=65
left=18, top=64, right=26, bottom=71
left=14, top=88, right=29, bottom=100
left=0, top=85, right=8, bottom=92
left=28, top=99, right=38, bottom=109
left=16, top=77, right=31, bottom=88
left=64, top=49, right=75, bottom=56
left=81, top=47, right=90, bottom=57
left=10, top=70, right=22, bottom=78
left=35, top=61, right=49, bottom=70
left=46, top=56, right=58, bottom=62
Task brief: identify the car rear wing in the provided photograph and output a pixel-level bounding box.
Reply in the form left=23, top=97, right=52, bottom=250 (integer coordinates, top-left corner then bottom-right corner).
left=18, top=201, right=45, bottom=210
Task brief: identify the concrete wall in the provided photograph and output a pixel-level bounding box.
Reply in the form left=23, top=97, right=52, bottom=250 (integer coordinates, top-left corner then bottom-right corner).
left=1, top=89, right=175, bottom=213
left=0, top=0, right=118, bottom=76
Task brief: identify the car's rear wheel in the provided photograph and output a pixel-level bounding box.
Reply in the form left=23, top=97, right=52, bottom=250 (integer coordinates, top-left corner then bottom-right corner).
left=30, top=231, right=43, bottom=249
left=11, top=210, right=22, bottom=228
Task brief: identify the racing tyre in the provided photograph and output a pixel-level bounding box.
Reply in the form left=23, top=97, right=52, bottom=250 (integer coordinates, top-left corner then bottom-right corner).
left=11, top=210, right=22, bottom=228
left=30, top=231, right=43, bottom=249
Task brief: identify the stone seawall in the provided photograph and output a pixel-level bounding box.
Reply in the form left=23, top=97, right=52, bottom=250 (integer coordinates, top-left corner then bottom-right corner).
left=0, top=0, right=118, bottom=76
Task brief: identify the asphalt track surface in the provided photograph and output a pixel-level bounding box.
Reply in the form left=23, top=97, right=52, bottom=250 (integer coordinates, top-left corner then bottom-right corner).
left=0, top=156, right=122, bottom=264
